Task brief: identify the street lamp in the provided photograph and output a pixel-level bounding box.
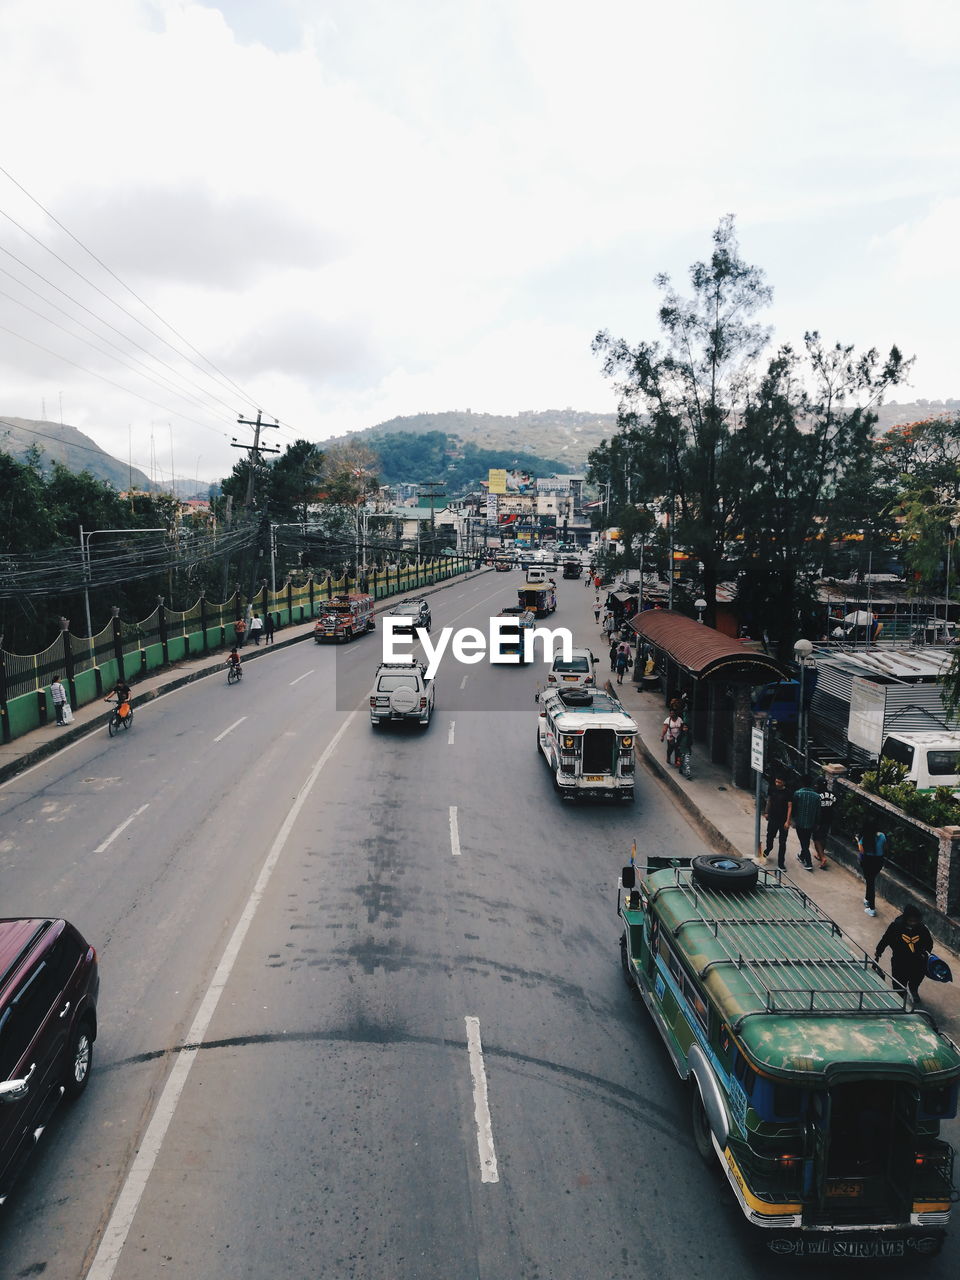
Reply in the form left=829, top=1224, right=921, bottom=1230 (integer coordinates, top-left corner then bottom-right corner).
left=794, top=638, right=814, bottom=772
left=695, top=598, right=707, bottom=624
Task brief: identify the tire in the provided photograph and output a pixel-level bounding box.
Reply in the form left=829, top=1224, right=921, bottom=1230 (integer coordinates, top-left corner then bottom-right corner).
left=690, top=854, right=758, bottom=893
left=107, top=713, right=118, bottom=738
left=691, top=1088, right=714, bottom=1164
left=123, top=709, right=133, bottom=731
left=64, top=1019, right=94, bottom=1099
left=621, top=788, right=635, bottom=804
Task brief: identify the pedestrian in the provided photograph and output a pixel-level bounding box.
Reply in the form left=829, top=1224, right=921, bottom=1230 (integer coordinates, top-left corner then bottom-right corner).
left=609, top=638, right=619, bottom=670
left=858, top=819, right=887, bottom=917
left=235, top=615, right=247, bottom=648
left=615, top=648, right=630, bottom=685
left=604, top=613, right=615, bottom=640
left=875, top=905, right=932, bottom=1004
left=264, top=612, right=275, bottom=644
left=660, top=710, right=683, bottom=766
left=812, top=776, right=836, bottom=869
left=593, top=596, right=601, bottom=624
left=249, top=612, right=264, bottom=646
left=791, top=775, right=821, bottom=872
left=50, top=675, right=68, bottom=726
left=760, top=773, right=792, bottom=869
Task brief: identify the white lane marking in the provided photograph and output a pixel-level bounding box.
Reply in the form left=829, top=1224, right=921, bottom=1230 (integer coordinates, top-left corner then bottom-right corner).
left=459, top=674, right=468, bottom=689
left=449, top=805, right=461, bottom=857
left=213, top=716, right=247, bottom=743
left=93, top=804, right=149, bottom=854
left=455, top=593, right=465, bottom=598
left=448, top=720, right=455, bottom=745
left=465, top=1016, right=499, bottom=1184
left=86, top=708, right=359, bottom=1280
left=289, top=669, right=314, bottom=686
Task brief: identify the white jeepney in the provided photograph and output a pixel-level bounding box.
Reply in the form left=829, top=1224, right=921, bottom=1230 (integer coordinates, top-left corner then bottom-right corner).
left=537, top=686, right=637, bottom=802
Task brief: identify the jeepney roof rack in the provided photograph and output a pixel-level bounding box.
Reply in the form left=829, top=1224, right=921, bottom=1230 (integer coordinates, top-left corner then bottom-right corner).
left=651, top=865, right=913, bottom=1026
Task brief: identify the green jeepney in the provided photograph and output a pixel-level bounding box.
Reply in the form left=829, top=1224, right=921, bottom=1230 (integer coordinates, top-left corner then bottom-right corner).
left=618, top=853, right=960, bottom=1259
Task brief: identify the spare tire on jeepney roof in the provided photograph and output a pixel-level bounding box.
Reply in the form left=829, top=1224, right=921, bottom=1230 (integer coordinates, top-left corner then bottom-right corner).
left=691, top=855, right=758, bottom=893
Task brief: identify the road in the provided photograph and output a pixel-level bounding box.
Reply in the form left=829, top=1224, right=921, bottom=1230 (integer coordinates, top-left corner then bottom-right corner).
left=0, top=571, right=956, bottom=1278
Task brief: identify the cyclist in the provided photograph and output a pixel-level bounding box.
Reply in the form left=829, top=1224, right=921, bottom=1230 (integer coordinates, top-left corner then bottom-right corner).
left=226, top=647, right=242, bottom=677
left=105, top=678, right=131, bottom=710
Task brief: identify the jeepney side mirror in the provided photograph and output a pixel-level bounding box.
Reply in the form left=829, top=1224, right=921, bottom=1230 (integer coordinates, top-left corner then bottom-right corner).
left=621, top=865, right=636, bottom=889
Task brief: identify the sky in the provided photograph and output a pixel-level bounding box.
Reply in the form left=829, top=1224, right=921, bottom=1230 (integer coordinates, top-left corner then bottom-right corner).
left=0, top=0, right=957, bottom=486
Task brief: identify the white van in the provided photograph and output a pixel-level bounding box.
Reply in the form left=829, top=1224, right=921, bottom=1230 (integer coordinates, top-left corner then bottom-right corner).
left=879, top=731, right=960, bottom=792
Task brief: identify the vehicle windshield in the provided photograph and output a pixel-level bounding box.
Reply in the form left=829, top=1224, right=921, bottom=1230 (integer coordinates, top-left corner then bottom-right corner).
left=377, top=674, right=419, bottom=692
left=554, top=658, right=589, bottom=673
left=324, top=604, right=352, bottom=614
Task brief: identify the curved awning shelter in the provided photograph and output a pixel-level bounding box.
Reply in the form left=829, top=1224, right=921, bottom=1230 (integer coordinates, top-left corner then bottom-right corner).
left=632, top=610, right=787, bottom=683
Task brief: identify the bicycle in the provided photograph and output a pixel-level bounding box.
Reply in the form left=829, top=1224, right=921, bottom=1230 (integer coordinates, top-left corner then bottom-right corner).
left=226, top=662, right=243, bottom=685
left=105, top=699, right=133, bottom=737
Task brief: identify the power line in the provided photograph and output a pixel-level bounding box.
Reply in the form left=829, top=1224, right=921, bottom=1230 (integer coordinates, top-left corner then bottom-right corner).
left=0, top=165, right=304, bottom=445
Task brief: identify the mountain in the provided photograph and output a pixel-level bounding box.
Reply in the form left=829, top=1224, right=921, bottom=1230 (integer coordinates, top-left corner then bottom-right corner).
left=330, top=409, right=618, bottom=474
left=0, top=416, right=154, bottom=491
left=330, top=402, right=960, bottom=477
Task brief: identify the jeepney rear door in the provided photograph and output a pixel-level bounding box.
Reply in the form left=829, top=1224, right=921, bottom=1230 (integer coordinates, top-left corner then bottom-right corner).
left=888, top=1085, right=920, bottom=1215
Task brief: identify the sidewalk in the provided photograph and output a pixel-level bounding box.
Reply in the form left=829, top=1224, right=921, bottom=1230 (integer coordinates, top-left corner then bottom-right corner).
left=0, top=569, right=490, bottom=788
left=585, top=608, right=960, bottom=1043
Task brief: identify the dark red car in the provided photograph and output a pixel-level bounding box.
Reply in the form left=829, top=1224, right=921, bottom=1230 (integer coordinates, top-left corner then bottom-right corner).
left=0, top=918, right=99, bottom=1203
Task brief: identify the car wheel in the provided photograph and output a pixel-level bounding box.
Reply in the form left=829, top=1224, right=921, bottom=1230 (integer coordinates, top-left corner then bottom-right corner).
left=65, top=1019, right=94, bottom=1099
left=690, top=854, right=758, bottom=893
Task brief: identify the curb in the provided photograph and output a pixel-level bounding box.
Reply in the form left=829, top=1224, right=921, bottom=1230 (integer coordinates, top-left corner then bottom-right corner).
left=603, top=678, right=744, bottom=860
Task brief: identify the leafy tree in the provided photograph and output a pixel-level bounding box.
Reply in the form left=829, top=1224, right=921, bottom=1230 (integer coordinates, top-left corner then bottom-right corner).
left=0, top=452, right=58, bottom=552
left=731, top=335, right=910, bottom=654
left=266, top=440, right=325, bottom=522
left=592, top=215, right=772, bottom=624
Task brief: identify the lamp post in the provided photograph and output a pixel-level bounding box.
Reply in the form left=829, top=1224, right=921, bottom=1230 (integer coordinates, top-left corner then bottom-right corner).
left=946, top=520, right=958, bottom=626
left=695, top=598, right=707, bottom=624
left=794, top=638, right=814, bottom=772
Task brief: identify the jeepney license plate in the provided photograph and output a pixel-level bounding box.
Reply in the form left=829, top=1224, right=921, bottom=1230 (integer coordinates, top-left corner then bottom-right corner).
left=826, top=1181, right=863, bottom=1197
left=562, top=675, right=578, bottom=681
left=585, top=775, right=603, bottom=782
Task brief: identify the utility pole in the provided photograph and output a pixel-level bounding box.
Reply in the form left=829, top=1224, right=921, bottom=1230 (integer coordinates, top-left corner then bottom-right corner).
left=419, top=480, right=445, bottom=554
left=233, top=410, right=280, bottom=509
left=233, top=411, right=280, bottom=600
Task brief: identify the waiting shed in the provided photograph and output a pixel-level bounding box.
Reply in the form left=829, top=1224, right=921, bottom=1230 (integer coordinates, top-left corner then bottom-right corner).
left=632, top=610, right=787, bottom=787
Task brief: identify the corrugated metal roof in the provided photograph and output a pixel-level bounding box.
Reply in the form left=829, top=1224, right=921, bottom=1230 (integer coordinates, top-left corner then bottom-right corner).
left=816, top=647, right=951, bottom=682
left=632, top=610, right=786, bottom=681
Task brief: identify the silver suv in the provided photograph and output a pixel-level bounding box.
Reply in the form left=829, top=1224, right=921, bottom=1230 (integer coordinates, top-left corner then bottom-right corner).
left=370, top=661, right=435, bottom=729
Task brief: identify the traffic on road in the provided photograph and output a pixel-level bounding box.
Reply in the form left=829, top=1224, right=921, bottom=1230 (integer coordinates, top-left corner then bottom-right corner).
left=0, top=563, right=957, bottom=1278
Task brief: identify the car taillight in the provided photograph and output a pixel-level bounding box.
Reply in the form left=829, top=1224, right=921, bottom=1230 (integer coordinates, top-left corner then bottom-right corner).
left=370, top=697, right=376, bottom=707
left=419, top=697, right=427, bottom=709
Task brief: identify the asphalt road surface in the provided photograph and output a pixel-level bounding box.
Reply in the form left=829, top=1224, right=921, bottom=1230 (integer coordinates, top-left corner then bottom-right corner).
left=0, top=571, right=956, bottom=1279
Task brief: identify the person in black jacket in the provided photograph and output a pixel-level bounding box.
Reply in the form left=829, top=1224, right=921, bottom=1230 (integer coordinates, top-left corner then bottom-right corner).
left=875, top=905, right=933, bottom=1003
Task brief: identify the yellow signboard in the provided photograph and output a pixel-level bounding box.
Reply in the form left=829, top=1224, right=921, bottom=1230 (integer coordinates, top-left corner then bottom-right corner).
left=488, top=468, right=508, bottom=495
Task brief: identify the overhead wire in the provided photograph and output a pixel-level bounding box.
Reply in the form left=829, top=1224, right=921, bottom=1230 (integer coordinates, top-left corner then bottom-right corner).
left=0, top=165, right=305, bottom=445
